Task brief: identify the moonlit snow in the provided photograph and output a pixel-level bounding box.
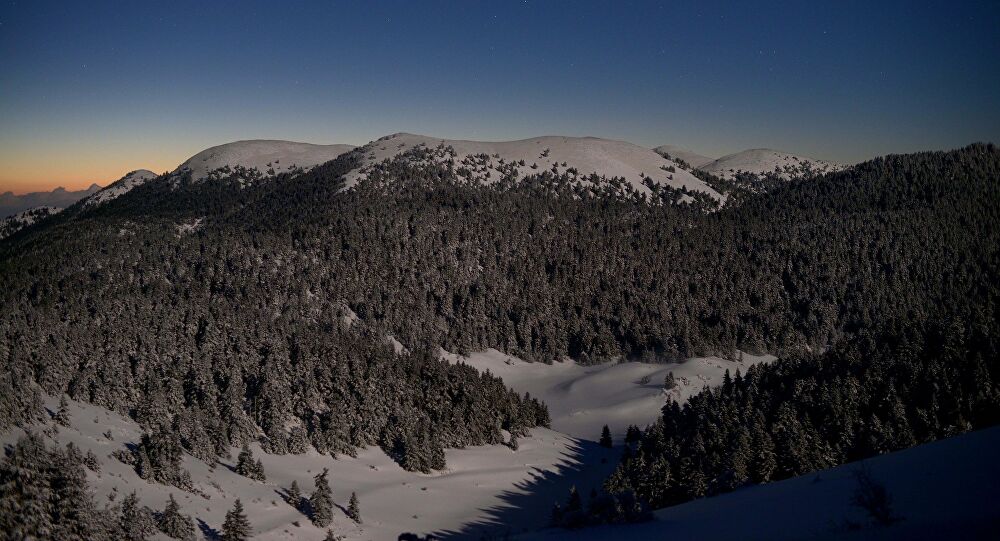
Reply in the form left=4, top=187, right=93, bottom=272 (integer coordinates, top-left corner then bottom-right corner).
left=347, top=133, right=722, bottom=199
left=175, top=140, right=356, bottom=182
left=699, top=148, right=844, bottom=180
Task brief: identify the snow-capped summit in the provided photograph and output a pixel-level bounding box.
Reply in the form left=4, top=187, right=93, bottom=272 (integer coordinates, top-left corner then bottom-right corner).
left=173, top=139, right=356, bottom=183
left=347, top=133, right=722, bottom=199
left=698, top=148, right=844, bottom=180
left=82, top=169, right=158, bottom=207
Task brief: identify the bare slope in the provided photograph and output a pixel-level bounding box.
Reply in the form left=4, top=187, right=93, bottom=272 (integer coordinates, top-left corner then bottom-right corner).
left=348, top=133, right=722, bottom=199
left=175, top=140, right=356, bottom=182
left=653, top=144, right=715, bottom=168
left=699, top=148, right=844, bottom=180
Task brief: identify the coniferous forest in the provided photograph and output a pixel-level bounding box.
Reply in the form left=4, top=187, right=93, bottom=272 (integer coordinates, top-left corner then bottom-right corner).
left=1, top=142, right=998, bottom=536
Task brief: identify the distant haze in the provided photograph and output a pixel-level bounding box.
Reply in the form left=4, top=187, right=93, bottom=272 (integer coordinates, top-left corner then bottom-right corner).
left=0, top=185, right=102, bottom=218
left=1, top=0, right=997, bottom=193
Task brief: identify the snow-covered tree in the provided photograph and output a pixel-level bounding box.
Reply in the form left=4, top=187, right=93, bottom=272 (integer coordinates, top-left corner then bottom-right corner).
left=222, top=499, right=253, bottom=541
left=310, top=468, right=333, bottom=526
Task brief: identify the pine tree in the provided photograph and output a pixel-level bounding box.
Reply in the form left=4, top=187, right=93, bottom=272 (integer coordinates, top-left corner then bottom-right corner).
left=324, top=529, right=342, bottom=541
left=0, top=433, right=124, bottom=540
left=54, top=395, right=70, bottom=426
left=550, top=502, right=563, bottom=526
left=347, top=491, right=361, bottom=524
left=310, top=468, right=333, bottom=526
left=136, top=446, right=153, bottom=480
left=158, top=494, right=195, bottom=540
left=288, top=426, right=310, bottom=454
left=120, top=491, right=156, bottom=540
left=222, top=499, right=253, bottom=541
left=624, top=425, right=642, bottom=445
left=287, top=480, right=302, bottom=510
left=235, top=443, right=265, bottom=481
left=664, top=371, right=676, bottom=390
left=565, top=485, right=582, bottom=513
left=599, top=425, right=613, bottom=448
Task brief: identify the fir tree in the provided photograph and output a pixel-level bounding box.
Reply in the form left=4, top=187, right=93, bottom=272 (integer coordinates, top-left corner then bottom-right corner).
left=235, top=443, right=265, bottom=481
left=663, top=372, right=676, bottom=391
left=287, top=480, right=302, bottom=510
left=0, top=433, right=125, bottom=539
left=54, top=395, right=70, bottom=426
left=624, top=425, right=642, bottom=445
left=565, top=486, right=582, bottom=513
left=347, top=491, right=361, bottom=524
left=222, top=499, right=253, bottom=541
left=158, top=494, right=195, bottom=540
left=599, top=425, right=613, bottom=448
left=120, top=491, right=156, bottom=541
left=310, top=468, right=333, bottom=527
left=550, top=502, right=563, bottom=526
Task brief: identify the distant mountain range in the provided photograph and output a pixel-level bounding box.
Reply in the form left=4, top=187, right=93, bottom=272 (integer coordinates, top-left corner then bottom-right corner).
left=0, top=183, right=102, bottom=218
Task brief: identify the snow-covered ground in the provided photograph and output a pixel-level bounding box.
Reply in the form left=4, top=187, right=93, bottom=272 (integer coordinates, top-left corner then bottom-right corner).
left=653, top=144, right=715, bottom=168
left=1, top=397, right=617, bottom=540
left=174, top=140, right=356, bottom=183
left=442, top=348, right=775, bottom=441
left=83, top=169, right=159, bottom=207
left=699, top=148, right=845, bottom=180
left=347, top=133, right=722, bottom=199
left=13, top=352, right=993, bottom=540
left=529, top=424, right=1000, bottom=540
left=1, top=351, right=770, bottom=540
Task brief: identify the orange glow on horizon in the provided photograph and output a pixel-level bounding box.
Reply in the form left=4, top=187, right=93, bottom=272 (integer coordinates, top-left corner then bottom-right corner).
left=0, top=164, right=175, bottom=195
left=0, top=148, right=185, bottom=195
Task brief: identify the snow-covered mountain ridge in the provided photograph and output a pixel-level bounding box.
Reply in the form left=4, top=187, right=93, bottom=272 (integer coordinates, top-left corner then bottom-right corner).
left=698, top=148, right=845, bottom=180
left=348, top=133, right=723, bottom=199
left=174, top=140, right=356, bottom=184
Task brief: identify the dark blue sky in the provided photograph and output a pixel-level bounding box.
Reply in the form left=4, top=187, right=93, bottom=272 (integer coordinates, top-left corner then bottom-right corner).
left=1, top=0, right=998, bottom=192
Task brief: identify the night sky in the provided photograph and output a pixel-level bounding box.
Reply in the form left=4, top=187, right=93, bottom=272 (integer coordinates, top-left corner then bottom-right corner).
left=1, top=0, right=998, bottom=193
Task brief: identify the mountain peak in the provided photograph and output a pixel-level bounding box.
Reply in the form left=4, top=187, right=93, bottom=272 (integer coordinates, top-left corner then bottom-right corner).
left=174, top=139, right=356, bottom=183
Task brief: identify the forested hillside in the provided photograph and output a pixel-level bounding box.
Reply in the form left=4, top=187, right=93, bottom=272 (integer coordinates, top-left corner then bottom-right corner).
left=0, top=152, right=550, bottom=475
left=1, top=143, right=997, bottom=527
left=601, top=317, right=1000, bottom=515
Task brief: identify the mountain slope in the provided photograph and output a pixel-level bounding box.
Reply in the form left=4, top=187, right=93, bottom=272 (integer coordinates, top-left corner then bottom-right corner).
left=0, top=206, right=62, bottom=239
left=0, top=143, right=997, bottom=539
left=653, top=144, right=715, bottom=168
left=82, top=169, right=158, bottom=207
left=699, top=148, right=844, bottom=179
left=347, top=133, right=721, bottom=198
left=532, top=425, right=1000, bottom=540
left=174, top=139, right=356, bottom=183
